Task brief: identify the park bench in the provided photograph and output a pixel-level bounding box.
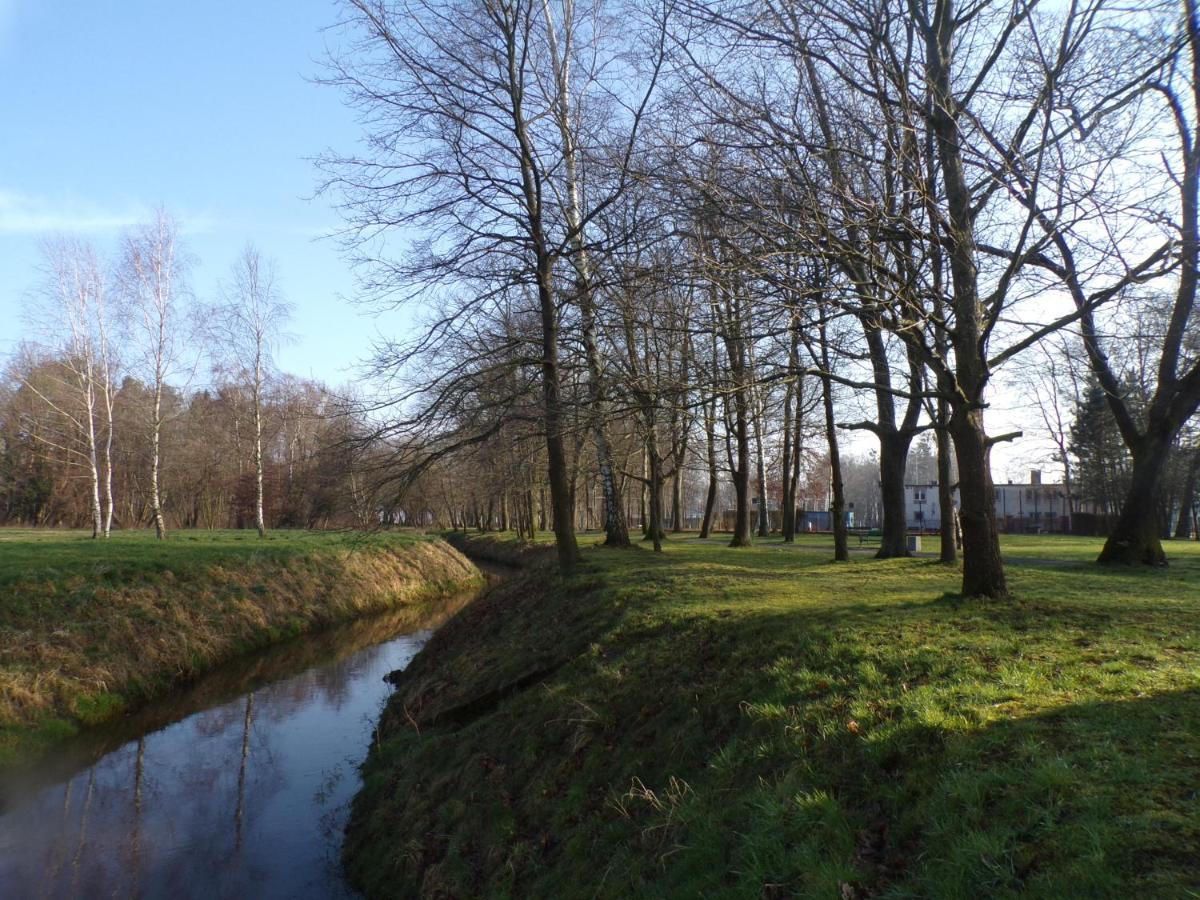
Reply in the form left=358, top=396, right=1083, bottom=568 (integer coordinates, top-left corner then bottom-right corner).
left=850, top=528, right=882, bottom=547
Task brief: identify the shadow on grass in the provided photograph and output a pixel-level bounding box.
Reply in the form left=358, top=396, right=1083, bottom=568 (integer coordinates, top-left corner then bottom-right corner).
left=853, top=688, right=1200, bottom=896
left=350, top=591, right=1200, bottom=898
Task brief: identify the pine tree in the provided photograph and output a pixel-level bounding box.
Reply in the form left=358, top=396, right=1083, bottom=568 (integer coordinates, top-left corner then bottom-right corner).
left=1069, top=375, right=1134, bottom=515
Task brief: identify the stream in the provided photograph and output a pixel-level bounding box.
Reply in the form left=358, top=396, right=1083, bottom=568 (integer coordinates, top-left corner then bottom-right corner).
left=0, top=585, right=484, bottom=899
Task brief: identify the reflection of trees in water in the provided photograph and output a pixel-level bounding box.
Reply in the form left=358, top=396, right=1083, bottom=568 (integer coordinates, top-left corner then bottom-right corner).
left=235, top=693, right=253, bottom=852
left=1, top=690, right=287, bottom=896
left=0, top=595, right=466, bottom=898
left=0, top=591, right=472, bottom=808
left=131, top=737, right=144, bottom=897
left=67, top=766, right=95, bottom=896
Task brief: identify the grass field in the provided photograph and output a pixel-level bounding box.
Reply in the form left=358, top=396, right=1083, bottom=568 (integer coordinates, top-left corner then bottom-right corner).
left=0, top=527, right=433, bottom=585
left=347, top=532, right=1200, bottom=898
left=470, top=526, right=1199, bottom=563
left=0, top=528, right=480, bottom=766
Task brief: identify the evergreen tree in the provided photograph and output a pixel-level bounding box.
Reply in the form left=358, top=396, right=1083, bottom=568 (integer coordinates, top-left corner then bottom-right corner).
left=1069, top=375, right=1134, bottom=515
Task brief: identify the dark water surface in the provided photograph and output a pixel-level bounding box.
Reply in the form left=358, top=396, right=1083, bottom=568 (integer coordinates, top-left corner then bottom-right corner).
left=0, top=591, right=478, bottom=899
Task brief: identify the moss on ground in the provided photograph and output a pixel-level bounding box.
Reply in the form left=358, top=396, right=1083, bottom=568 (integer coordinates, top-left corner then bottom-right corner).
left=0, top=528, right=481, bottom=766
left=345, top=532, right=1200, bottom=899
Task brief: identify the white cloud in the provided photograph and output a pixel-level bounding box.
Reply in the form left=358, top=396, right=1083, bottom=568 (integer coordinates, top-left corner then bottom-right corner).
left=0, top=190, right=148, bottom=235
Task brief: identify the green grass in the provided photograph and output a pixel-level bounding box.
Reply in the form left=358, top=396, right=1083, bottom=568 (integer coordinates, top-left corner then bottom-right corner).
left=0, top=526, right=428, bottom=588
left=0, top=527, right=479, bottom=766
left=458, top=526, right=1200, bottom=563
left=346, top=533, right=1200, bottom=898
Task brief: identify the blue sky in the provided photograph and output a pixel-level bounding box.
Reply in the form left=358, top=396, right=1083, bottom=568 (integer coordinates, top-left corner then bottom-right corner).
left=0, top=1, right=1049, bottom=480
left=0, top=0, right=391, bottom=385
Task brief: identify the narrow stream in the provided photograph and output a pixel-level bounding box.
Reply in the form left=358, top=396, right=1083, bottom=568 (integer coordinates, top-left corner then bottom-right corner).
left=0, top=585, right=483, bottom=899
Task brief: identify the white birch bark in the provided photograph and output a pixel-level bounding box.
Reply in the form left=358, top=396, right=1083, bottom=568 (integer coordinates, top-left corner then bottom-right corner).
left=214, top=246, right=292, bottom=538
left=121, top=210, right=188, bottom=540
left=540, top=0, right=630, bottom=545
left=24, top=237, right=108, bottom=537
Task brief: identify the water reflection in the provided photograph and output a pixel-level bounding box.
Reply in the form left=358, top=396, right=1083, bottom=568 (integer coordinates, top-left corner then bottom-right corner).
left=0, top=591, right=476, bottom=899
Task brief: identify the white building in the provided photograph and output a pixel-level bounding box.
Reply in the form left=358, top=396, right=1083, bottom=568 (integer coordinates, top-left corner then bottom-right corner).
left=993, top=470, right=1073, bottom=533
left=904, top=482, right=947, bottom=531
left=905, top=469, right=1073, bottom=533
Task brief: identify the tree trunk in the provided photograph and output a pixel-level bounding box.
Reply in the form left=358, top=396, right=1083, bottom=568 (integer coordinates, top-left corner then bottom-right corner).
left=83, top=378, right=102, bottom=540
left=753, top=394, right=769, bottom=537
left=542, top=11, right=628, bottom=551
left=597, top=438, right=629, bottom=547
left=921, top=0, right=1007, bottom=597
left=950, top=411, right=1008, bottom=596
left=935, top=410, right=957, bottom=563
left=1099, top=430, right=1174, bottom=565
left=699, top=395, right=718, bottom=539
left=647, top=430, right=664, bottom=552
left=640, top=447, right=649, bottom=537
left=671, top=464, right=685, bottom=533
left=729, top=381, right=753, bottom=547
left=876, top=430, right=912, bottom=559
left=101, top=383, right=115, bottom=537
left=87, top=447, right=102, bottom=540
left=784, top=376, right=805, bottom=542
left=536, top=248, right=579, bottom=571
left=150, top=381, right=166, bottom=540
left=860, top=326, right=922, bottom=558
left=820, top=368, right=848, bottom=561
left=1173, top=449, right=1199, bottom=540
left=781, top=378, right=795, bottom=543
left=253, top=372, right=266, bottom=539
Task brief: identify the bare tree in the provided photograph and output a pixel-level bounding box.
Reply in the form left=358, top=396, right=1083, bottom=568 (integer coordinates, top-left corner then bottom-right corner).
left=322, top=0, right=663, bottom=569
left=23, top=237, right=111, bottom=537
left=120, top=210, right=192, bottom=540
left=94, top=257, right=118, bottom=536
left=1018, top=337, right=1089, bottom=530
left=682, top=0, right=1172, bottom=596
left=538, top=0, right=649, bottom=548
left=212, top=246, right=294, bottom=537
left=1032, top=6, right=1200, bottom=565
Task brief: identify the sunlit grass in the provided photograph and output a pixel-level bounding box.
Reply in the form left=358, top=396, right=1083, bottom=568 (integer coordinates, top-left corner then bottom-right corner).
left=0, top=526, right=427, bottom=588
left=485, top=525, right=1200, bottom=565
left=348, top=533, right=1200, bottom=898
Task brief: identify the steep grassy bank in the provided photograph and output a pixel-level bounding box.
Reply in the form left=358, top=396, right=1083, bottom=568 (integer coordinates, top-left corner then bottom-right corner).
left=442, top=529, right=553, bottom=568
left=345, top=534, right=1200, bottom=898
left=0, top=529, right=481, bottom=766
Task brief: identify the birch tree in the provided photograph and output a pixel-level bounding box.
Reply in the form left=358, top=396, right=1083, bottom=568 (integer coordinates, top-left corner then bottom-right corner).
left=213, top=246, right=293, bottom=537
left=94, top=257, right=118, bottom=536
left=24, top=238, right=112, bottom=537
left=120, top=211, right=192, bottom=540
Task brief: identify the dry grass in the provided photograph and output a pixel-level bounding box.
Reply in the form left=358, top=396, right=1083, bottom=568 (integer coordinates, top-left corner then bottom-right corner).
left=0, top=529, right=481, bottom=766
